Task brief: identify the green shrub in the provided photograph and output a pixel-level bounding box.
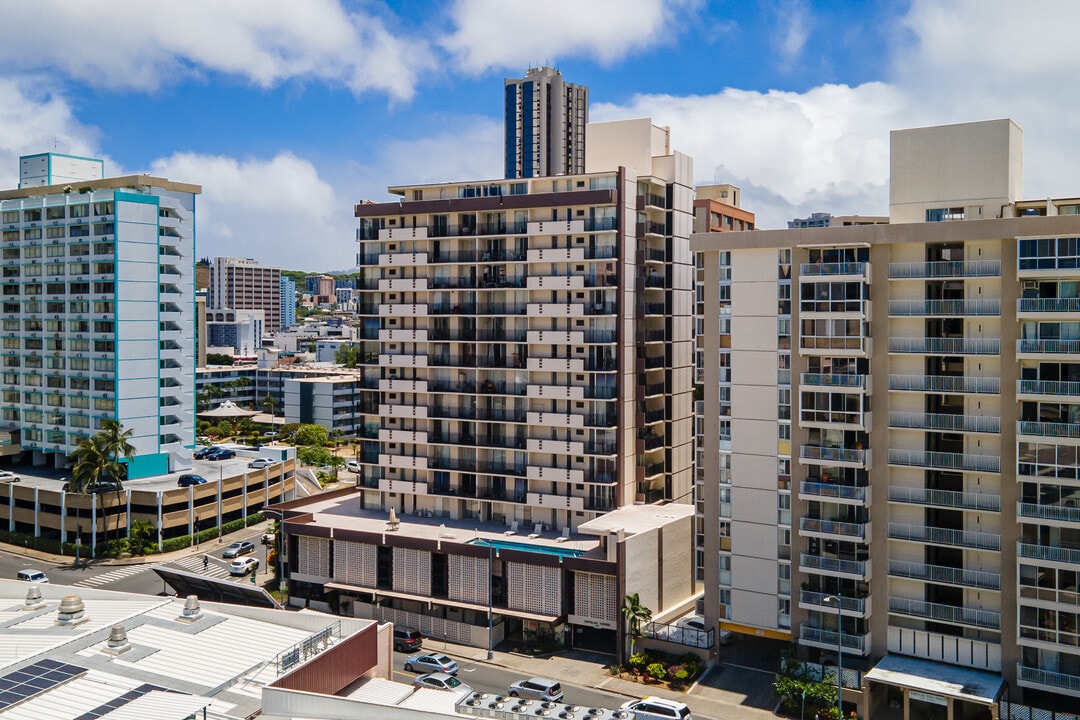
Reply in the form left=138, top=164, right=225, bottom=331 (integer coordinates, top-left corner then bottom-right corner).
left=628, top=652, right=649, bottom=669
left=646, top=662, right=667, bottom=681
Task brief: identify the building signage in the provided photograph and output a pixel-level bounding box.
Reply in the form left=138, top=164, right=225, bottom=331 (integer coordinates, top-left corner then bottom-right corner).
left=909, top=690, right=948, bottom=707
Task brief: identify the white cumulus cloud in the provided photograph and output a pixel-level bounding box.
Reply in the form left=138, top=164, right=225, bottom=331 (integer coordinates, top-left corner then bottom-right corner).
left=440, top=0, right=698, bottom=73
left=149, top=152, right=352, bottom=270
left=0, top=0, right=433, bottom=100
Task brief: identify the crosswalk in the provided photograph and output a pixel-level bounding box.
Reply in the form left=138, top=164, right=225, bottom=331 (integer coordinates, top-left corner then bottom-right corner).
left=170, top=554, right=233, bottom=580
left=73, top=565, right=152, bottom=588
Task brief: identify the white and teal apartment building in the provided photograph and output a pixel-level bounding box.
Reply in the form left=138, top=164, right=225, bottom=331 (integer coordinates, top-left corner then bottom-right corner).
left=0, top=154, right=200, bottom=479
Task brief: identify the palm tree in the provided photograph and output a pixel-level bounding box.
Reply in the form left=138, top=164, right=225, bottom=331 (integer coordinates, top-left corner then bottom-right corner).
left=71, top=421, right=135, bottom=552
left=259, top=395, right=278, bottom=417
left=622, top=592, right=652, bottom=660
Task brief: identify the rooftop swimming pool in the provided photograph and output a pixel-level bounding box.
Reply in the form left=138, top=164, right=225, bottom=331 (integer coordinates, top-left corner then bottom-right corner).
left=469, top=538, right=585, bottom=559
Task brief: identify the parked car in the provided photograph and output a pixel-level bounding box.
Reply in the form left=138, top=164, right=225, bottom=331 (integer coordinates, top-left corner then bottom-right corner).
left=16, top=569, right=48, bottom=583
left=0, top=471, right=20, bottom=483
left=414, top=672, right=471, bottom=696
left=393, top=627, right=423, bottom=652
left=222, top=540, right=255, bottom=558
left=345, top=460, right=362, bottom=474
left=247, top=457, right=277, bottom=469
left=404, top=653, right=458, bottom=675
left=262, top=431, right=276, bottom=437
left=508, top=678, right=563, bottom=702
left=86, top=480, right=120, bottom=494
left=621, top=697, right=692, bottom=720
left=229, top=557, right=259, bottom=575
left=177, top=474, right=207, bottom=487
left=206, top=448, right=236, bottom=461
left=193, top=446, right=219, bottom=460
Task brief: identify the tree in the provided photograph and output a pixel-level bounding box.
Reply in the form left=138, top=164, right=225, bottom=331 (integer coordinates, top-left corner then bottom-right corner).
left=99, top=420, right=136, bottom=547
left=129, top=519, right=155, bottom=555
left=297, top=445, right=335, bottom=467
left=70, top=422, right=134, bottom=551
left=622, top=592, right=652, bottom=659
left=334, top=343, right=362, bottom=368
left=205, top=352, right=234, bottom=366
left=259, top=395, right=278, bottom=416
left=293, top=424, right=329, bottom=447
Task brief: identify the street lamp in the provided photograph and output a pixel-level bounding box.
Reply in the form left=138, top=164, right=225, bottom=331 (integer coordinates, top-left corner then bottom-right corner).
left=195, top=514, right=200, bottom=551
left=823, top=594, right=843, bottom=720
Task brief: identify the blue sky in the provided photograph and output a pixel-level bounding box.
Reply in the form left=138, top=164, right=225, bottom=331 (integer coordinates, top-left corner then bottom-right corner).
left=1, top=0, right=1077, bottom=270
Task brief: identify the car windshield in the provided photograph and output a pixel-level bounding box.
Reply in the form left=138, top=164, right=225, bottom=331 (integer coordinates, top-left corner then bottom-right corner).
left=445, top=677, right=461, bottom=688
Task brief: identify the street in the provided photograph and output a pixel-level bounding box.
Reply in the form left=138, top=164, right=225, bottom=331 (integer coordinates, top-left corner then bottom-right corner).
left=391, top=647, right=630, bottom=710
left=0, top=525, right=274, bottom=597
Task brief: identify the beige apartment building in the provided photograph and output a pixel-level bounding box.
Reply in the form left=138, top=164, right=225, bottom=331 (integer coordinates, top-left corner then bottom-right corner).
left=281, top=118, right=697, bottom=653
left=209, top=256, right=282, bottom=331
left=694, top=119, right=1080, bottom=717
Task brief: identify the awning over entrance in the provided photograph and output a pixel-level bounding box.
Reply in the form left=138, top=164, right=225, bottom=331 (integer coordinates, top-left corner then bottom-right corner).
left=865, top=655, right=1004, bottom=706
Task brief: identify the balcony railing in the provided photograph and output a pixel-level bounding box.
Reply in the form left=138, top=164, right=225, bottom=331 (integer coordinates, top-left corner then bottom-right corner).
left=888, top=596, right=1000, bottom=630
left=800, top=517, right=869, bottom=539
left=887, top=448, right=1000, bottom=473
left=888, top=485, right=1001, bottom=511
left=888, top=411, right=1000, bottom=434
left=888, top=299, right=1001, bottom=316
left=889, top=374, right=1000, bottom=394
left=799, top=553, right=868, bottom=578
left=1017, top=420, right=1080, bottom=439
left=800, top=373, right=867, bottom=389
left=888, top=559, right=1000, bottom=590
left=1017, top=379, right=1080, bottom=397
left=1018, top=339, right=1080, bottom=354
left=888, top=337, right=1000, bottom=355
left=800, top=481, right=869, bottom=503
left=888, top=259, right=1001, bottom=279
left=1018, top=663, right=1080, bottom=693
left=800, top=590, right=867, bottom=614
left=800, top=445, right=868, bottom=465
left=1017, top=502, right=1080, bottom=524
left=1017, top=297, right=1080, bottom=313
left=799, top=625, right=868, bottom=653
left=889, top=522, right=1000, bottom=551
left=799, top=262, right=868, bottom=277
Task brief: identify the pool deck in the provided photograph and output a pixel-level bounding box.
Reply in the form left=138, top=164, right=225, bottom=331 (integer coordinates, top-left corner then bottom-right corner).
left=281, top=489, right=606, bottom=556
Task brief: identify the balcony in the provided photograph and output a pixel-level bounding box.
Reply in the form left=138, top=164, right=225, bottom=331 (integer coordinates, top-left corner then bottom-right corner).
left=799, top=481, right=870, bottom=504
left=799, top=335, right=870, bottom=355
left=1017, top=663, right=1080, bottom=697
left=888, top=596, right=1000, bottom=630
left=888, top=337, right=1000, bottom=355
left=887, top=448, right=1000, bottom=474
left=1018, top=541, right=1080, bottom=565
left=889, top=374, right=999, bottom=394
left=888, top=485, right=1000, bottom=511
left=888, top=559, right=1001, bottom=590
left=525, top=491, right=585, bottom=512
left=1017, top=379, right=1080, bottom=397
left=1017, top=339, right=1080, bottom=356
left=888, top=411, right=1000, bottom=434
left=800, top=445, right=869, bottom=467
left=799, top=624, right=870, bottom=655
left=800, top=373, right=869, bottom=391
left=888, top=523, right=1000, bottom=551
left=799, top=590, right=869, bottom=616
left=887, top=299, right=1000, bottom=316
left=1017, top=297, right=1080, bottom=314
left=1017, top=420, right=1080, bottom=439
left=800, top=517, right=870, bottom=540
left=1017, top=502, right=1080, bottom=524
left=799, top=261, right=869, bottom=279
left=887, top=259, right=1001, bottom=279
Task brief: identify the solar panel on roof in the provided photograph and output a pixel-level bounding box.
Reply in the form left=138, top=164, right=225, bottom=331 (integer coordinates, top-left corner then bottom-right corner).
left=73, top=683, right=172, bottom=720
left=0, top=659, right=87, bottom=711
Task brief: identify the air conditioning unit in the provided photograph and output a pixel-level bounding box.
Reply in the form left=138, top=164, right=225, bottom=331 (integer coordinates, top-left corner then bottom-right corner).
left=1023, top=280, right=1039, bottom=290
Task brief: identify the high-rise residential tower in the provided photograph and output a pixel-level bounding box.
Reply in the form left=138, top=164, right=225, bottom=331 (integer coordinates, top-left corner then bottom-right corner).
left=0, top=156, right=199, bottom=478
left=694, top=119, right=1080, bottom=716
left=208, top=256, right=282, bottom=331
left=280, top=275, right=296, bottom=329
left=504, top=66, right=588, bottom=179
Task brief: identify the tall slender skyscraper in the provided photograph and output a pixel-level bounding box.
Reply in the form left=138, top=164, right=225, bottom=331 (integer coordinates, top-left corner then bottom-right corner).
left=504, top=66, right=588, bottom=179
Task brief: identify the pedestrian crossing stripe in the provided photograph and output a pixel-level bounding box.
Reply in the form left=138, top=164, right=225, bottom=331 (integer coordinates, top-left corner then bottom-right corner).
left=73, top=565, right=151, bottom=587
left=171, top=555, right=232, bottom=579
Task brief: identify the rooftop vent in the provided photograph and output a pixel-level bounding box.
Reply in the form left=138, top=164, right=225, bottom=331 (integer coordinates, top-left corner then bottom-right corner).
left=55, top=594, right=88, bottom=626
left=177, top=594, right=203, bottom=623
left=103, top=624, right=131, bottom=655
left=22, top=585, right=45, bottom=611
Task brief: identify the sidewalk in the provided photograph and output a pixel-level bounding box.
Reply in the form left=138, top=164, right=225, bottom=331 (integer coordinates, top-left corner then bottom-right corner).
left=431, top=638, right=779, bottom=720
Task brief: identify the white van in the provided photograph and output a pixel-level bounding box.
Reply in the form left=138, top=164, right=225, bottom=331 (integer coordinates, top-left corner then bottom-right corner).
left=17, top=569, right=48, bottom=583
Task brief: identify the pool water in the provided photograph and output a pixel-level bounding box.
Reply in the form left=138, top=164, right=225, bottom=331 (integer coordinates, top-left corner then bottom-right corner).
left=469, top=538, right=584, bottom=558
